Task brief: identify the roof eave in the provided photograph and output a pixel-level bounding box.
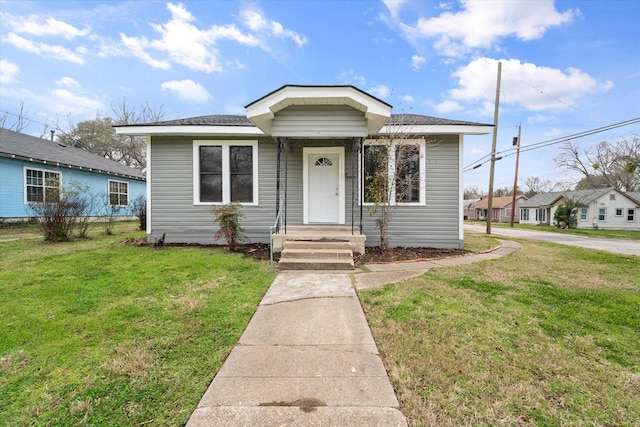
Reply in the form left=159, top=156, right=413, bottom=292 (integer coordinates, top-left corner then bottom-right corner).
left=115, top=125, right=265, bottom=136
left=378, top=124, right=494, bottom=135
left=0, top=152, right=145, bottom=181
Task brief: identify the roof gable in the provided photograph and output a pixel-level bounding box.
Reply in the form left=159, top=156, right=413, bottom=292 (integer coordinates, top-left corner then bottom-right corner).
left=0, top=128, right=145, bottom=180
left=245, top=85, right=393, bottom=136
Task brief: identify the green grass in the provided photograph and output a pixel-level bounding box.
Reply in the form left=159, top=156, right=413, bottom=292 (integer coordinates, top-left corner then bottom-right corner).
left=360, top=239, right=640, bottom=426
left=466, top=219, right=640, bottom=240
left=0, top=226, right=275, bottom=426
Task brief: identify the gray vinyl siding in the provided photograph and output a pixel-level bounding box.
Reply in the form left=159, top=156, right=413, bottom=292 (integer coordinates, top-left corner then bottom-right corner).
left=149, top=134, right=462, bottom=249
left=361, top=135, right=462, bottom=249
left=272, top=105, right=368, bottom=137
left=149, top=136, right=278, bottom=244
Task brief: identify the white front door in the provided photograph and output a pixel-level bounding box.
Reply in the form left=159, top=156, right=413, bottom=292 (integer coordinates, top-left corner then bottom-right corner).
left=303, top=147, right=345, bottom=224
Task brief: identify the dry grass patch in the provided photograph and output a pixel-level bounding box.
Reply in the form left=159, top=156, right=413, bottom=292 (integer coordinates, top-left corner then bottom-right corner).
left=360, top=239, right=640, bottom=426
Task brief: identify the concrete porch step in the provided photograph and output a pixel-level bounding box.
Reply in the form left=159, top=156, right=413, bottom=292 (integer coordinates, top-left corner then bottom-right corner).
left=278, top=240, right=355, bottom=270
left=282, top=248, right=354, bottom=260
left=277, top=258, right=355, bottom=270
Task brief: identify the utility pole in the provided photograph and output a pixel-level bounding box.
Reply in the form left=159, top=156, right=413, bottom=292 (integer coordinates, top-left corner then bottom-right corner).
left=486, top=61, right=502, bottom=235
left=509, top=124, right=522, bottom=227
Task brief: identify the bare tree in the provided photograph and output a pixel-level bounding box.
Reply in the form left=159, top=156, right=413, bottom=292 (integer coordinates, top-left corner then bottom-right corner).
left=464, top=185, right=484, bottom=199
left=58, top=99, right=166, bottom=170
left=0, top=102, right=32, bottom=132
left=111, top=97, right=167, bottom=169
left=554, top=137, right=640, bottom=191
left=523, top=176, right=554, bottom=197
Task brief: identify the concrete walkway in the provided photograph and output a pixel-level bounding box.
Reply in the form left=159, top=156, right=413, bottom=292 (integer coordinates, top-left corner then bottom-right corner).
left=186, top=240, right=521, bottom=426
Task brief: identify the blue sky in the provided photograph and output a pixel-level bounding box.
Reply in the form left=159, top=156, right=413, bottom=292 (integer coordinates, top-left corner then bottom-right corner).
left=1, top=0, right=639, bottom=192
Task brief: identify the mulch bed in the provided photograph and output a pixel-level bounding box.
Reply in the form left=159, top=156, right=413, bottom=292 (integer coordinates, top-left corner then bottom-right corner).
left=121, top=238, right=470, bottom=266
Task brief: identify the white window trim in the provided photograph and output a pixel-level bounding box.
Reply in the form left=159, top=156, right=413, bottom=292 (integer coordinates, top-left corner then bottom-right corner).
left=579, top=207, right=588, bottom=222
left=361, top=138, right=426, bottom=206
left=627, top=208, right=636, bottom=222
left=615, top=208, right=624, bottom=217
left=598, top=207, right=607, bottom=222
left=108, top=179, right=129, bottom=207
left=23, top=166, right=62, bottom=204
left=193, top=140, right=259, bottom=206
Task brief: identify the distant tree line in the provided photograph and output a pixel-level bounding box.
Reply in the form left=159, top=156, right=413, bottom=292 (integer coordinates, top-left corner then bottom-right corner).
left=1, top=98, right=166, bottom=170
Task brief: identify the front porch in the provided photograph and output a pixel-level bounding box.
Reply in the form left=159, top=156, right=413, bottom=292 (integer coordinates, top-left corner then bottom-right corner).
left=272, top=226, right=366, bottom=270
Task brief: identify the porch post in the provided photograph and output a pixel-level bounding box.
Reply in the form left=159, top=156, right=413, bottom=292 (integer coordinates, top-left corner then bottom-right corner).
left=275, top=137, right=281, bottom=214
left=351, top=138, right=356, bottom=235
left=284, top=137, right=289, bottom=233
left=359, top=137, right=364, bottom=235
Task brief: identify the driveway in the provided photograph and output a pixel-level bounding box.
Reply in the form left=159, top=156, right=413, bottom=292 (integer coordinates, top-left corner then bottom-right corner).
left=465, top=224, right=640, bottom=257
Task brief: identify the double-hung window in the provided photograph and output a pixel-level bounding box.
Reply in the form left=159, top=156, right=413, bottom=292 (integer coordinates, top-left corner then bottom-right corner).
left=521, top=208, right=529, bottom=221
left=579, top=207, right=588, bottom=221
left=628, top=209, right=636, bottom=222
left=109, top=180, right=129, bottom=206
left=363, top=139, right=425, bottom=205
left=194, top=141, right=258, bottom=205
left=598, top=208, right=606, bottom=222
left=25, top=168, right=60, bottom=203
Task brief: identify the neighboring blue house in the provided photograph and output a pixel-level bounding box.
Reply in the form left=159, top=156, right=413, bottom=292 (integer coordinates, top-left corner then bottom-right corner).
left=0, top=128, right=146, bottom=219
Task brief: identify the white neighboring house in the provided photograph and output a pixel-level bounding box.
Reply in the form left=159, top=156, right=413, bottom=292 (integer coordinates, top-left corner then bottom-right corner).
left=520, top=188, right=640, bottom=230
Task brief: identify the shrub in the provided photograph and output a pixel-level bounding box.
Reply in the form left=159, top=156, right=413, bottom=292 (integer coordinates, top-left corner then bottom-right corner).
left=29, top=195, right=86, bottom=242
left=554, top=198, right=584, bottom=229
left=210, top=203, right=246, bottom=251
left=131, top=195, right=147, bottom=231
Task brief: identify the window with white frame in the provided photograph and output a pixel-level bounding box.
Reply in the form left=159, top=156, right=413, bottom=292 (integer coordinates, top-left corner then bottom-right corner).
left=521, top=208, right=529, bottom=221
left=579, top=207, right=588, bottom=221
left=363, top=139, right=425, bottom=205
left=628, top=209, right=635, bottom=222
left=615, top=208, right=623, bottom=216
left=108, top=180, right=129, bottom=206
left=535, top=208, right=547, bottom=223
left=193, top=140, right=258, bottom=204
left=598, top=208, right=606, bottom=221
left=25, top=168, right=60, bottom=203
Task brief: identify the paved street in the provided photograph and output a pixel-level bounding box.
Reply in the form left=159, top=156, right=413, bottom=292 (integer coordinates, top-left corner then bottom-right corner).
left=465, top=224, right=640, bottom=257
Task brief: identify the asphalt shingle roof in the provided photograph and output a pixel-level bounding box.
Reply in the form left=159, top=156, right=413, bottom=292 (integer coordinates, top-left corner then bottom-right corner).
left=520, top=188, right=640, bottom=208
left=120, top=113, right=490, bottom=128
left=0, top=128, right=145, bottom=180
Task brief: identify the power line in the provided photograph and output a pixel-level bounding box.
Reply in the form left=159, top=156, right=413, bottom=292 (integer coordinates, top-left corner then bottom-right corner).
left=463, top=117, right=640, bottom=172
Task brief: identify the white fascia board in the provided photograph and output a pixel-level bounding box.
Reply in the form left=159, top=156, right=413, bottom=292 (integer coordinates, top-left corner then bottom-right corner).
left=115, top=125, right=264, bottom=136
left=378, top=124, right=494, bottom=135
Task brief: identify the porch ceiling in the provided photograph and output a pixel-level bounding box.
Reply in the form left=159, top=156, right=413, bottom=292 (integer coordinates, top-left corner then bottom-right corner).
left=245, top=85, right=392, bottom=136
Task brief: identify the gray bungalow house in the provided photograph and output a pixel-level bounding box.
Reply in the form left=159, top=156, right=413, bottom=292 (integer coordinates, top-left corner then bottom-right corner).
left=115, top=85, right=492, bottom=258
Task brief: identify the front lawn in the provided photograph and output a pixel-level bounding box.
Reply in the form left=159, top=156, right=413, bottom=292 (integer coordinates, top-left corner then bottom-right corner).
left=466, top=219, right=640, bottom=240
left=0, top=227, right=275, bottom=426
left=360, top=237, right=640, bottom=426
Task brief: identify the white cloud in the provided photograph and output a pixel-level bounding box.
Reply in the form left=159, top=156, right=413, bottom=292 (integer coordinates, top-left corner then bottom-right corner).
left=338, top=69, right=367, bottom=88
left=435, top=100, right=462, bottom=113
left=56, top=77, right=80, bottom=89
left=382, top=0, right=409, bottom=19
left=448, top=57, right=611, bottom=112
left=401, top=94, right=415, bottom=103
left=49, top=88, right=103, bottom=114
left=527, top=113, right=555, bottom=124
left=411, top=54, right=426, bottom=70
left=369, top=84, right=391, bottom=99
left=161, top=79, right=212, bottom=103
left=239, top=7, right=307, bottom=47
left=120, top=33, right=171, bottom=70
left=5, top=14, right=91, bottom=40
left=4, top=33, right=85, bottom=64
left=119, top=3, right=304, bottom=73
left=399, top=0, right=577, bottom=57
left=0, top=59, right=20, bottom=84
